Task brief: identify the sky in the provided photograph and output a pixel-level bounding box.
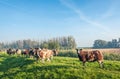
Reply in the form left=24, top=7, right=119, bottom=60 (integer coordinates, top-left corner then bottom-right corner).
left=0, top=0, right=120, bottom=47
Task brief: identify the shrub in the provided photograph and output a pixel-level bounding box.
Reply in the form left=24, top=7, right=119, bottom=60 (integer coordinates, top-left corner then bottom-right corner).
left=104, top=53, right=120, bottom=61
left=58, top=50, right=78, bottom=57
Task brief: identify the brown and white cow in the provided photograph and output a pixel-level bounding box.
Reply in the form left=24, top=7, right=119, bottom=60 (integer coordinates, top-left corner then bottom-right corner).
left=76, top=49, right=104, bottom=68
left=21, top=48, right=35, bottom=58
left=7, top=48, right=16, bottom=55
left=35, top=48, right=58, bottom=62
left=16, top=49, right=22, bottom=55
left=21, top=49, right=29, bottom=56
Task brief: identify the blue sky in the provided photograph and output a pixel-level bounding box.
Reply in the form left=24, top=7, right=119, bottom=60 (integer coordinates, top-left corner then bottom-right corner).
left=0, top=0, right=120, bottom=47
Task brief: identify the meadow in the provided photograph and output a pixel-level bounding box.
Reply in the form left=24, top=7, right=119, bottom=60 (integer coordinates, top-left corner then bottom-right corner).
left=0, top=50, right=120, bottom=79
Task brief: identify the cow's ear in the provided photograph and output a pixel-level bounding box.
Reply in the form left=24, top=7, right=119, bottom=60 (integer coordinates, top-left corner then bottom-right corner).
left=75, top=48, right=78, bottom=50
left=80, top=49, right=82, bottom=51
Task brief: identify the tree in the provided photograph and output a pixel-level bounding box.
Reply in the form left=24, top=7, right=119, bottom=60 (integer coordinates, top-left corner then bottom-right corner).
left=40, top=41, right=48, bottom=49
left=0, top=36, right=77, bottom=49
left=106, top=41, right=112, bottom=48
left=16, top=40, right=23, bottom=49
left=67, top=36, right=76, bottom=49
left=0, top=42, right=4, bottom=49
left=48, top=39, right=60, bottom=49
left=93, top=40, right=107, bottom=48
left=111, top=39, right=118, bottom=48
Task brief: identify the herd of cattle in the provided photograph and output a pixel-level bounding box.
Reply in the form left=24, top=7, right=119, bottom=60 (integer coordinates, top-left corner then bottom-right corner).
left=6, top=48, right=58, bottom=62
left=1, top=48, right=104, bottom=68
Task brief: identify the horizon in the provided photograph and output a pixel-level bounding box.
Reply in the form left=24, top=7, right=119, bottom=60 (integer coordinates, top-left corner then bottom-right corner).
left=1, top=36, right=120, bottom=48
left=0, top=0, right=120, bottom=47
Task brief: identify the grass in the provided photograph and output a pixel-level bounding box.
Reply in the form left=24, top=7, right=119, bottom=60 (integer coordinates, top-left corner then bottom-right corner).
left=0, top=54, right=120, bottom=79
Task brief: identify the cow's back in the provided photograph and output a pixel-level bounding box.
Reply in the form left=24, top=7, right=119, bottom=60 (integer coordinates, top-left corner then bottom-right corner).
left=39, top=49, right=48, bottom=58
left=93, top=50, right=103, bottom=61
left=16, top=49, right=22, bottom=55
left=46, top=50, right=53, bottom=58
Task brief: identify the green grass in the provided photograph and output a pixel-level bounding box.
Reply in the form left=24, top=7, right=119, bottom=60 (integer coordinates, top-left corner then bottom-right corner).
left=0, top=54, right=120, bottom=79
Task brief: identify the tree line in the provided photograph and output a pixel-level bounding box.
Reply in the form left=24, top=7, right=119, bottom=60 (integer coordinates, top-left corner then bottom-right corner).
left=0, top=36, right=76, bottom=50
left=93, top=38, right=120, bottom=48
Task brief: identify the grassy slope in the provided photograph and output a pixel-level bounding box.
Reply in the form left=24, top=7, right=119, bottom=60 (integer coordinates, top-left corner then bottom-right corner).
left=0, top=54, right=120, bottom=79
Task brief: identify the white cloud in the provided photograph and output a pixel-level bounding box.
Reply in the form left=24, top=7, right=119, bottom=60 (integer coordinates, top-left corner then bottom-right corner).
left=60, top=0, right=111, bottom=34
left=60, top=0, right=120, bottom=47
left=100, top=0, right=118, bottom=20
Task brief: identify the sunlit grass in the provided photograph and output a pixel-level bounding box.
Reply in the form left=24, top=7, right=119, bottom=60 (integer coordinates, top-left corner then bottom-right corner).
left=0, top=54, right=120, bottom=79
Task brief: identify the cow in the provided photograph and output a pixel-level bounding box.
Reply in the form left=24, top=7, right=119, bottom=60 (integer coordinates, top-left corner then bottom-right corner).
left=16, top=49, right=22, bottom=55
left=76, top=49, right=104, bottom=68
left=20, top=48, right=37, bottom=58
left=35, top=48, right=58, bottom=62
left=7, top=48, right=16, bottom=55
left=21, top=49, right=29, bottom=56
left=29, top=48, right=37, bottom=58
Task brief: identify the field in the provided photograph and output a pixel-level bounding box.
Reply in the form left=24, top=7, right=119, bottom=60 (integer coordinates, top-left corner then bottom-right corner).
left=83, top=48, right=120, bottom=54
left=0, top=52, right=120, bottom=79
left=59, top=48, right=120, bottom=54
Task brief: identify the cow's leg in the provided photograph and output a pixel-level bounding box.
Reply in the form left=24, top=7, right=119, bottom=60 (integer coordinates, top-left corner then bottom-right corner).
left=50, top=55, right=53, bottom=60
left=30, top=55, right=32, bottom=58
left=36, top=56, right=38, bottom=60
left=47, top=58, right=50, bottom=62
left=83, top=61, right=86, bottom=67
left=98, top=61, right=104, bottom=68
left=82, top=61, right=86, bottom=69
left=101, top=61, right=104, bottom=68
left=41, top=58, right=45, bottom=63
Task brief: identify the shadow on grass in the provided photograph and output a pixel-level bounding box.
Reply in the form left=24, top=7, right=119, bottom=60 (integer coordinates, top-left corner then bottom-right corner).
left=0, top=64, right=73, bottom=79
left=0, top=55, right=35, bottom=78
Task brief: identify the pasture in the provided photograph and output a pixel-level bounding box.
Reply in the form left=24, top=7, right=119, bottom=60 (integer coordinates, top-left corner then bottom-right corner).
left=0, top=52, right=120, bottom=79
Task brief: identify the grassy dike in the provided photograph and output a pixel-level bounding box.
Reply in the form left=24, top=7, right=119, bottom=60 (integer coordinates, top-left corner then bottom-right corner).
left=0, top=54, right=120, bottom=79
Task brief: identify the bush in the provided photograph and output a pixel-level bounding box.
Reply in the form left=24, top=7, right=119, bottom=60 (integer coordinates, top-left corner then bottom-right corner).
left=104, top=53, right=120, bottom=61
left=58, top=50, right=78, bottom=57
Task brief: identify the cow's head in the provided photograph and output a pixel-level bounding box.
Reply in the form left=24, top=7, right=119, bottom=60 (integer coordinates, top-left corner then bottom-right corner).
left=33, top=48, right=41, bottom=56
left=76, top=49, right=83, bottom=54
left=52, top=49, right=58, bottom=56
